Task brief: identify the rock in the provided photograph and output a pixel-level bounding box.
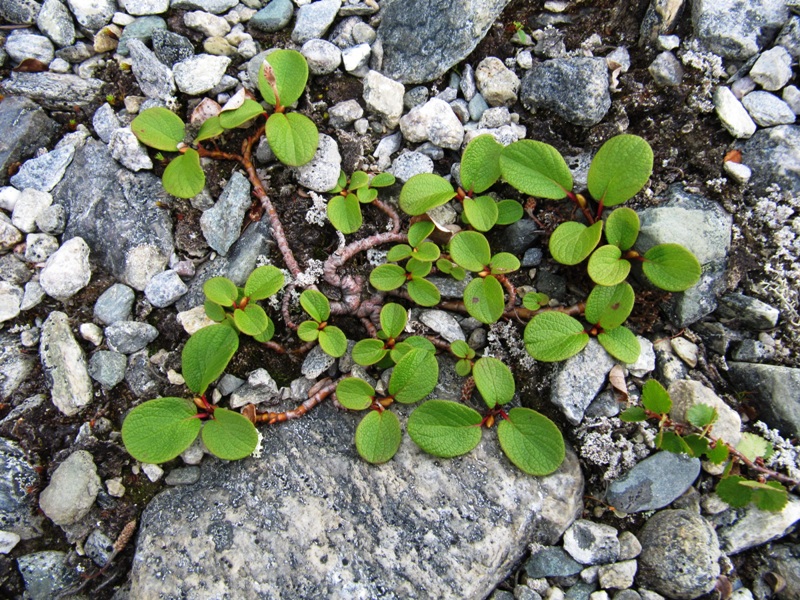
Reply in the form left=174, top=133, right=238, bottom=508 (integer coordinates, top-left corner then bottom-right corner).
left=0, top=72, right=106, bottom=111
left=184, top=10, right=230, bottom=37
left=301, top=39, right=342, bottom=75
left=714, top=86, right=757, bottom=138
left=723, top=160, right=752, bottom=183
left=0, top=437, right=43, bottom=539
left=378, top=0, right=511, bottom=84
left=784, top=85, right=800, bottom=114
left=0, top=216, right=23, bottom=251
left=121, top=0, right=169, bottom=14
left=92, top=103, right=121, bottom=144
left=0, top=531, right=21, bottom=554
left=475, top=57, right=520, bottom=107
left=291, top=0, right=340, bottom=44
left=38, top=450, right=101, bottom=525
left=16, top=551, right=77, bottom=600
left=668, top=380, right=741, bottom=445
left=229, top=368, right=279, bottom=408
left=520, top=57, right=610, bottom=126
left=563, top=520, right=620, bottom=565
left=618, top=532, right=641, bottom=560
left=739, top=124, right=800, bottom=195
left=5, top=31, right=55, bottom=65
left=170, top=0, right=238, bottom=13
left=293, top=134, right=342, bottom=193
left=0, top=332, right=35, bottom=396
left=85, top=529, right=115, bottom=566
left=105, top=321, right=159, bottom=354
left=301, top=344, right=336, bottom=379
left=730, top=338, right=776, bottom=362
left=598, top=560, right=636, bottom=590
left=648, top=51, right=683, bottom=86
left=362, top=70, right=405, bottom=129
left=639, top=0, right=684, bottom=45
left=200, top=172, right=251, bottom=255
left=9, top=144, right=74, bottom=193
left=0, top=97, right=59, bottom=186
left=399, top=98, right=464, bottom=150
left=52, top=140, right=174, bottom=290
left=0, top=282, right=23, bottom=323
left=328, top=99, right=363, bottom=128
left=526, top=546, right=583, bottom=578
left=742, top=91, right=796, bottom=126
left=39, top=237, right=91, bottom=301
left=88, top=350, right=127, bottom=389
left=605, top=451, right=701, bottom=513
left=551, top=339, right=617, bottom=425
left=762, top=543, right=800, bottom=600
left=174, top=54, right=231, bottom=95
left=716, top=293, right=780, bottom=330
left=691, top=0, right=788, bottom=60
left=727, top=362, right=800, bottom=436
left=749, top=46, right=793, bottom=91
left=489, top=219, right=541, bottom=255
left=109, top=126, right=154, bottom=171
left=165, top=466, right=201, bottom=485
left=40, top=312, right=92, bottom=416
left=250, top=0, right=293, bottom=32
left=418, top=309, right=465, bottom=342
left=391, top=151, right=433, bottom=183
left=0, top=0, right=41, bottom=25
left=125, top=349, right=160, bottom=397
left=342, top=43, right=371, bottom=75
left=94, top=283, right=135, bottom=324
left=24, top=233, right=59, bottom=263
left=777, top=15, right=800, bottom=59
left=714, top=497, right=800, bottom=554
left=152, top=29, right=194, bottom=66
left=128, top=39, right=175, bottom=100
left=66, top=0, right=114, bottom=30
left=144, top=269, right=187, bottom=307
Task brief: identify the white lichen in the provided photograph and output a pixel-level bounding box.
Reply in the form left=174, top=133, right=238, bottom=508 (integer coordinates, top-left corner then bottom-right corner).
left=486, top=320, right=536, bottom=371
left=574, top=417, right=656, bottom=481
left=305, top=191, right=328, bottom=227
left=752, top=421, right=800, bottom=481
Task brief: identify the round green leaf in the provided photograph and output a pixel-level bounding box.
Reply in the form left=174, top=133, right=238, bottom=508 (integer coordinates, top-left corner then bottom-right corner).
left=391, top=336, right=436, bottom=363
left=461, top=134, right=503, bottom=193
left=597, top=325, right=640, bottom=363
left=319, top=325, right=347, bottom=357
left=244, top=265, right=285, bottom=301
left=389, top=348, right=439, bottom=404
left=489, top=252, right=520, bottom=275
left=619, top=406, right=647, bottom=422
left=522, top=292, right=549, bottom=311
left=473, top=357, right=515, bottom=408
left=352, top=339, right=388, bottom=366
left=406, top=258, right=432, bottom=277
left=411, top=241, right=441, bottom=263
left=219, top=99, right=265, bottom=129
left=641, top=379, right=671, bottom=414
left=549, top=221, right=603, bottom=266
left=297, top=320, right=320, bottom=342
left=587, top=134, right=653, bottom=207
left=407, top=400, right=483, bottom=457
left=233, top=304, right=269, bottom=336
left=355, top=410, right=402, bottom=464
left=584, top=283, right=635, bottom=329
left=587, top=245, right=631, bottom=286
left=253, top=316, right=275, bottom=343
left=266, top=112, right=319, bottom=167
left=496, top=199, right=524, bottom=225
left=499, top=140, right=572, bottom=199
left=656, top=430, right=692, bottom=455
left=605, top=207, right=640, bottom=250
left=131, top=107, right=185, bottom=151
left=523, top=312, right=589, bottom=362
left=736, top=432, right=773, bottom=462
left=455, top=359, right=473, bottom=376
left=463, top=196, right=499, bottom=232
left=463, top=276, right=505, bottom=324
left=348, top=170, right=369, bottom=190
left=399, top=173, right=456, bottom=216
left=407, top=277, right=441, bottom=307
left=163, top=149, right=205, bottom=198
left=328, top=193, right=363, bottom=234
left=182, top=324, right=239, bottom=394
left=204, top=299, right=226, bottom=322
left=408, top=221, right=435, bottom=247
left=497, top=407, right=566, bottom=476
left=450, top=231, right=491, bottom=272
left=706, top=442, right=730, bottom=465
left=686, top=403, right=718, bottom=428
left=370, top=172, right=396, bottom=188
left=336, top=377, right=375, bottom=410
left=258, top=49, right=309, bottom=107
left=356, top=187, right=378, bottom=203
left=204, top=276, right=238, bottom=306
left=450, top=339, right=474, bottom=359
left=386, top=244, right=413, bottom=262
left=380, top=303, right=407, bottom=339
left=122, top=397, right=201, bottom=464
left=201, top=407, right=259, bottom=460
left=300, top=289, right=330, bottom=322
left=370, top=264, right=407, bottom=291
left=195, top=116, right=224, bottom=143
left=746, top=480, right=788, bottom=512
left=642, top=244, right=702, bottom=292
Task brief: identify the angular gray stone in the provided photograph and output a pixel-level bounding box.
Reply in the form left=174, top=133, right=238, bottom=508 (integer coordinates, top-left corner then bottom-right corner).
left=92, top=103, right=121, bottom=144
left=418, top=309, right=465, bottom=342
left=200, top=172, right=251, bottom=255
left=171, top=0, right=239, bottom=14
left=39, top=237, right=91, bottom=301
left=605, top=451, right=701, bottom=513
left=66, top=0, right=115, bottom=30
left=1, top=71, right=106, bottom=111
left=0, top=332, right=35, bottom=397
left=669, top=379, right=741, bottom=445
left=391, top=151, right=434, bottom=183
left=692, top=0, right=788, bottom=60
left=301, top=344, right=336, bottom=379
left=378, top=0, right=511, bottom=84
left=293, top=134, right=342, bottom=193
left=129, top=402, right=583, bottom=598
left=16, top=551, right=77, bottom=600
left=551, top=339, right=617, bottom=425
left=0, top=0, right=42, bottom=25
left=475, top=57, right=521, bottom=107
left=328, top=99, right=364, bottom=129
left=174, top=54, right=230, bottom=95
left=727, top=362, right=800, bottom=436
left=399, top=98, right=464, bottom=150
left=128, top=38, right=175, bottom=100
left=105, top=321, right=159, bottom=354
left=639, top=0, right=684, bottom=45
left=301, top=38, right=342, bottom=76
left=125, top=349, right=161, bottom=398
left=250, top=0, right=294, bottom=33
left=38, top=450, right=101, bottom=525
left=40, top=311, right=92, bottom=416
left=144, top=269, right=187, bottom=307
left=777, top=15, right=800, bottom=59
left=0, top=437, right=43, bottom=540
left=714, top=497, right=800, bottom=555
left=0, top=96, right=59, bottom=186
left=152, top=29, right=194, bottom=66
left=649, top=51, right=683, bottom=87
left=121, top=0, right=169, bottom=14
left=525, top=546, right=583, bottom=578
left=749, top=46, right=793, bottom=91
left=10, top=144, right=74, bottom=193
left=88, top=350, right=127, bottom=389
left=363, top=70, right=405, bottom=129
left=716, top=293, right=780, bottom=330
left=739, top=124, right=800, bottom=195
left=52, top=140, right=174, bottom=290
left=24, top=232, right=58, bottom=263
left=520, top=57, right=611, bottom=127
left=5, top=31, right=54, bottom=65
left=291, top=0, right=340, bottom=44
left=563, top=520, right=620, bottom=565
left=0, top=282, right=23, bottom=323
left=742, top=91, right=796, bottom=127
left=94, top=283, right=135, bottom=325
left=109, top=126, right=154, bottom=171
left=714, top=86, right=757, bottom=139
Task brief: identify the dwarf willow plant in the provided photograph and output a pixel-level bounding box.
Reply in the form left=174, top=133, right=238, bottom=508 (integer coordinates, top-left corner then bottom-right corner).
left=327, top=171, right=396, bottom=234
left=297, top=289, right=348, bottom=358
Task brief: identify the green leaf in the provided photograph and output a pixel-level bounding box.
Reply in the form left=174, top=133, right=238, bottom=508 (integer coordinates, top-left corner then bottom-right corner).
left=355, top=410, right=402, bottom=464
left=463, top=196, right=499, bottom=232
left=407, top=277, right=441, bottom=307
left=201, top=407, right=259, bottom=460
left=495, top=199, right=524, bottom=225
left=204, top=276, right=238, bottom=307
left=463, top=276, right=505, bottom=324
left=456, top=359, right=473, bottom=376
left=348, top=170, right=369, bottom=190
left=122, top=397, right=201, bottom=464
left=131, top=107, right=185, bottom=151
left=300, top=289, right=330, bottom=323
left=253, top=316, right=275, bottom=343
left=706, top=442, right=730, bottom=465
left=736, top=433, right=773, bottom=462
left=336, top=377, right=375, bottom=410
left=352, top=339, right=388, bottom=366
left=549, top=221, right=604, bottom=266
left=219, top=99, right=265, bottom=129
left=386, top=244, right=413, bottom=262
left=407, top=401, right=483, bottom=457
left=389, top=348, right=439, bottom=404
left=641, top=379, right=671, bottom=414
left=656, top=430, right=693, bottom=455
left=597, top=325, right=640, bottom=363
left=195, top=116, right=224, bottom=143
left=450, top=231, right=491, bottom=272
left=408, top=221, right=436, bottom=247
left=370, top=172, right=395, bottom=188
left=233, top=304, right=269, bottom=336
left=522, top=292, right=549, bottom=311
left=584, top=283, right=635, bottom=329
left=390, top=336, right=436, bottom=363
left=204, top=300, right=226, bottom=322
left=489, top=252, right=520, bottom=275
left=619, top=406, right=647, bottom=422
left=406, top=258, right=432, bottom=277
left=683, top=434, right=709, bottom=458
left=399, top=173, right=456, bottom=216
left=163, top=149, right=205, bottom=198
left=642, top=244, right=702, bottom=292
left=244, top=265, right=284, bottom=301
left=605, top=207, right=640, bottom=250
left=411, top=241, right=440, bottom=262
left=297, top=320, right=320, bottom=342
left=258, top=49, right=309, bottom=107
left=370, top=264, right=407, bottom=291
left=327, top=193, right=363, bottom=234
left=319, top=326, right=347, bottom=357
left=460, top=134, right=503, bottom=193
left=747, top=480, right=788, bottom=511
left=587, top=134, right=653, bottom=207
left=473, top=357, right=515, bottom=408
left=356, top=187, right=378, bottom=203
left=715, top=476, right=752, bottom=508
left=333, top=171, right=347, bottom=192
left=266, top=112, right=319, bottom=167
left=497, top=407, right=566, bottom=476
left=450, top=340, right=474, bottom=359
left=524, top=312, right=589, bottom=362
left=182, top=324, right=239, bottom=394
left=587, top=245, right=631, bottom=286
left=687, top=403, right=718, bottom=428
left=380, top=303, right=407, bottom=339
left=499, top=140, right=572, bottom=199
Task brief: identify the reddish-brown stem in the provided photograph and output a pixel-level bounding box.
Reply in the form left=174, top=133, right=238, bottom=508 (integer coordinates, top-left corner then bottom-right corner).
left=495, top=274, right=517, bottom=311
left=566, top=191, right=596, bottom=224
left=361, top=317, right=378, bottom=337
left=282, top=283, right=298, bottom=330
left=249, top=378, right=337, bottom=424
left=195, top=145, right=243, bottom=163
left=372, top=198, right=401, bottom=233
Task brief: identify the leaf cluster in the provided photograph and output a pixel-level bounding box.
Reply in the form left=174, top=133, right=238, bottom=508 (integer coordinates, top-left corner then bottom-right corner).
left=297, top=289, right=348, bottom=357
left=327, top=171, right=396, bottom=234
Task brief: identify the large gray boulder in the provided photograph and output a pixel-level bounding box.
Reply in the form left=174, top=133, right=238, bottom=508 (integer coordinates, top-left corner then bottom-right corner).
left=129, top=403, right=584, bottom=599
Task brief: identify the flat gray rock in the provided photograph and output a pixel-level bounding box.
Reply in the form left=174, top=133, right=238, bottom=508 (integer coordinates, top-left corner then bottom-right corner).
left=0, top=437, right=43, bottom=540
left=691, top=0, right=788, bottom=60
left=739, top=124, right=800, bottom=196
left=129, top=403, right=583, bottom=599
left=550, top=339, right=616, bottom=425
left=0, top=96, right=59, bottom=186
left=200, top=172, right=251, bottom=255
left=727, top=362, right=800, bottom=436
left=1, top=71, right=106, bottom=110
left=40, top=311, right=92, bottom=416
